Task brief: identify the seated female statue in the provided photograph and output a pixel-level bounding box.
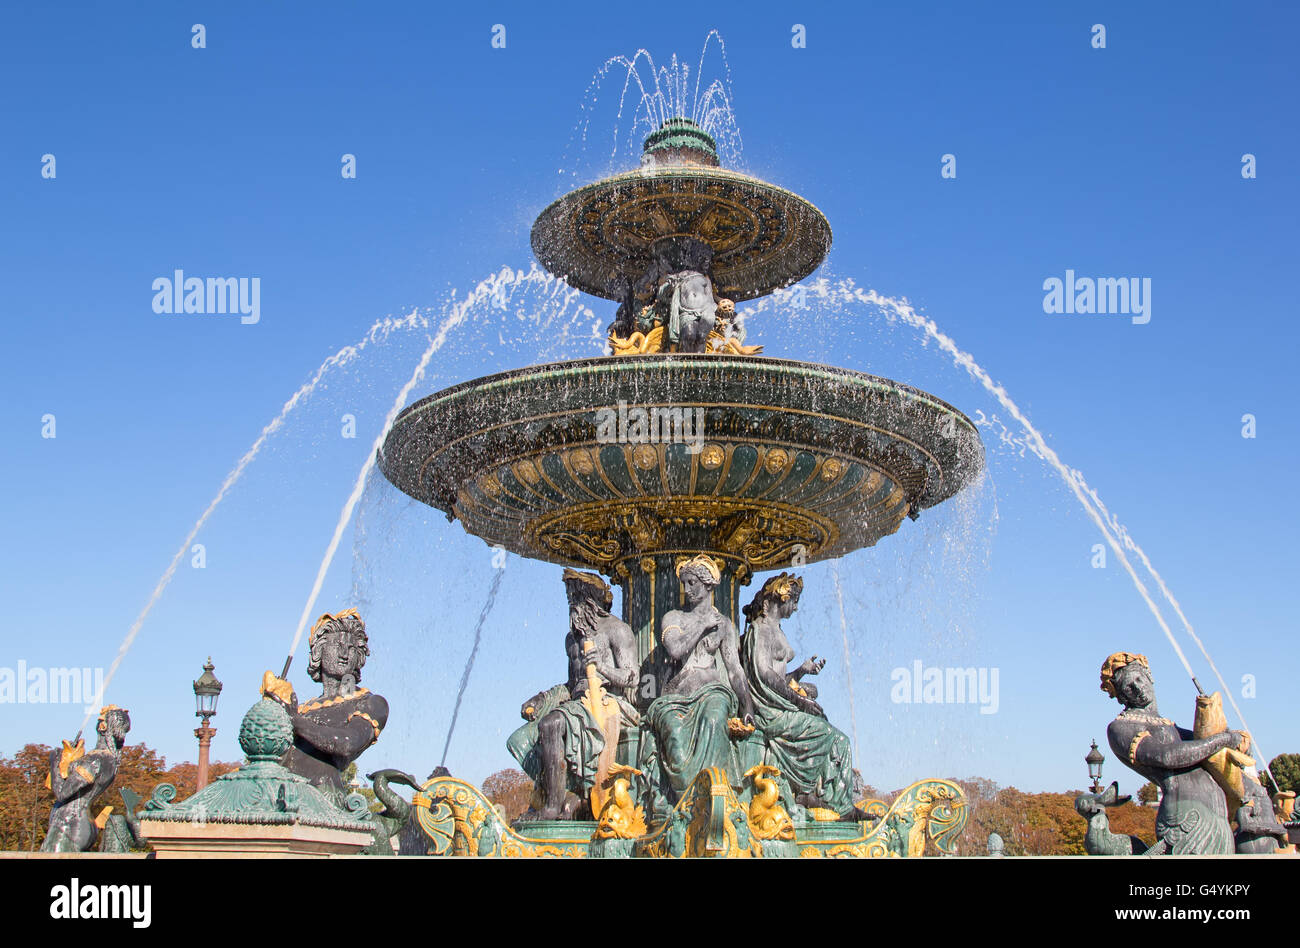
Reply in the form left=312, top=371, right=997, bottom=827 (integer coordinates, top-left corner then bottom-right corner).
left=641, top=555, right=756, bottom=805
left=740, top=572, right=858, bottom=818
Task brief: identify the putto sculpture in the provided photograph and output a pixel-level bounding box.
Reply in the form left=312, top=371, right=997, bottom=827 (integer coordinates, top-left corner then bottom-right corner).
left=40, top=705, right=130, bottom=853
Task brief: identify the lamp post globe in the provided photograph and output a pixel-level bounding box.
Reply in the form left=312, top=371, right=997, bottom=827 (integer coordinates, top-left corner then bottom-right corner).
left=192, top=658, right=223, bottom=790
left=1086, top=739, right=1106, bottom=794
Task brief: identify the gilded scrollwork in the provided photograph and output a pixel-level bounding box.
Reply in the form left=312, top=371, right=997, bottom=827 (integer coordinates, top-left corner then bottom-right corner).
left=796, top=779, right=968, bottom=859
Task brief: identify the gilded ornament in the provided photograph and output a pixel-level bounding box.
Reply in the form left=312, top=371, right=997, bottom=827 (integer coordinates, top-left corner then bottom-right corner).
left=699, top=444, right=725, bottom=469
left=515, top=458, right=541, bottom=484
left=763, top=448, right=790, bottom=475
left=632, top=444, right=659, bottom=470
left=568, top=448, right=595, bottom=475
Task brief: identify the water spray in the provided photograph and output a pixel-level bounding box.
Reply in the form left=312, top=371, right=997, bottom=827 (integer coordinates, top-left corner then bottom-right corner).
left=79, top=309, right=430, bottom=733
left=439, top=566, right=507, bottom=768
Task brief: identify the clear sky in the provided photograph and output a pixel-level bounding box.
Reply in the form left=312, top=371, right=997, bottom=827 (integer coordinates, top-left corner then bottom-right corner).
left=2, top=2, right=1296, bottom=796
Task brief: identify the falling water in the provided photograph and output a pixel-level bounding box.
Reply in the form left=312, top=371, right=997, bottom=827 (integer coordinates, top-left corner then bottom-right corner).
left=79, top=308, right=432, bottom=732
left=440, top=566, right=507, bottom=768
left=561, top=31, right=744, bottom=185
left=745, top=278, right=1272, bottom=777
left=283, top=266, right=576, bottom=666
left=830, top=565, right=862, bottom=769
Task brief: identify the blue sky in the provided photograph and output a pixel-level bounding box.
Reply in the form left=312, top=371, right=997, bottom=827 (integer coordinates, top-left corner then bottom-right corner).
left=2, top=2, right=1297, bottom=795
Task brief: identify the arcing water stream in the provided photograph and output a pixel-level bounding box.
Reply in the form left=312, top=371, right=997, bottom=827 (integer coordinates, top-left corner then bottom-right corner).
left=282, top=266, right=586, bottom=668
left=745, top=278, right=1274, bottom=780
left=83, top=266, right=588, bottom=734
left=78, top=309, right=432, bottom=734
left=81, top=38, right=1272, bottom=790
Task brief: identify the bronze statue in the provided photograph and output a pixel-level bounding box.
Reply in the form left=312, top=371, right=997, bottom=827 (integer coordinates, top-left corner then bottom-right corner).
left=640, top=555, right=756, bottom=806
left=1102, top=652, right=1244, bottom=854
left=1074, top=781, right=1150, bottom=855
left=740, top=572, right=859, bottom=818
left=609, top=238, right=720, bottom=354
left=262, top=609, right=389, bottom=802
left=507, top=570, right=640, bottom=819
left=40, top=705, right=130, bottom=853
left=1234, top=767, right=1288, bottom=854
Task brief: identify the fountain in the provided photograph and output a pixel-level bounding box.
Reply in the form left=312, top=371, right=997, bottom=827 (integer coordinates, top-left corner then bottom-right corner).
left=373, top=116, right=986, bottom=857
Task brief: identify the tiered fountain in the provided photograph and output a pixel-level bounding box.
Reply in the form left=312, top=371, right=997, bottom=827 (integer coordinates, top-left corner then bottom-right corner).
left=376, top=117, right=985, bottom=857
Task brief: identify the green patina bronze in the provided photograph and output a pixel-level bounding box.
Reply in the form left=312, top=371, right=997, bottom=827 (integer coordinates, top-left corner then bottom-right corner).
left=641, top=117, right=720, bottom=166
left=373, top=116, right=984, bottom=856
left=141, top=697, right=374, bottom=832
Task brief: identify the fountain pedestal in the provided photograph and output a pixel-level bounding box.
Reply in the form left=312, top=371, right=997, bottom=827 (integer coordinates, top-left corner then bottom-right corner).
left=139, top=697, right=377, bottom=858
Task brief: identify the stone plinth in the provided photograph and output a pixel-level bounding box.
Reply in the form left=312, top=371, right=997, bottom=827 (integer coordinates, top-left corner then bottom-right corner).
left=139, top=820, right=374, bottom=858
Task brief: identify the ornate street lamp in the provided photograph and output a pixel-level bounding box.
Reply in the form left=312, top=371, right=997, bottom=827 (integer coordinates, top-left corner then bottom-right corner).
left=193, top=658, right=223, bottom=790
left=1086, top=739, right=1105, bottom=793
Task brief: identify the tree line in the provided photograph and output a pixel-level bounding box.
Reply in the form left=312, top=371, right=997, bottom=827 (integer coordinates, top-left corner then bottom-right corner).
left=0, top=743, right=239, bottom=851
left=4, top=746, right=1295, bottom=854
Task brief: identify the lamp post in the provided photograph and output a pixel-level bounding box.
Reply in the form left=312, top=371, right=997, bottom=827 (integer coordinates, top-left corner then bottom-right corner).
left=193, top=658, right=223, bottom=791
left=1086, top=739, right=1105, bottom=794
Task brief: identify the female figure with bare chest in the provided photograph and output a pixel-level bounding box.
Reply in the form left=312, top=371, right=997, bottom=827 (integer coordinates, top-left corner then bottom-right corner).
left=641, top=555, right=756, bottom=805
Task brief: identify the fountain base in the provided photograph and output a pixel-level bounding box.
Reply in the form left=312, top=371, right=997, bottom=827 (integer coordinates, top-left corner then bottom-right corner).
left=406, top=773, right=966, bottom=858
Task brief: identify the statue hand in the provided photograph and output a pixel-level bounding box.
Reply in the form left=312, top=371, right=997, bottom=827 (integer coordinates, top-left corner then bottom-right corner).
left=802, top=698, right=825, bottom=718
left=521, top=691, right=546, bottom=721
left=260, top=671, right=297, bottom=712
left=800, top=656, right=826, bottom=677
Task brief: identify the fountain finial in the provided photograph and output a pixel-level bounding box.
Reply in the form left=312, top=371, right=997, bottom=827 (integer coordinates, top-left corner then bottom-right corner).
left=641, top=117, right=719, bottom=168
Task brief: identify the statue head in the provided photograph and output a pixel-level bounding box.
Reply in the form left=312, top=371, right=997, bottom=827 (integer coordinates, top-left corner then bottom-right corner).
left=676, top=554, right=721, bottom=608
left=742, top=572, right=804, bottom=624
left=308, top=609, right=370, bottom=686
left=95, top=705, right=131, bottom=752
left=1101, top=652, right=1153, bottom=709
left=564, top=569, right=613, bottom=639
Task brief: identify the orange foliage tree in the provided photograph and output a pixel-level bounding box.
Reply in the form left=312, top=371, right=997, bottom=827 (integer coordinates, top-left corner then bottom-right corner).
left=0, top=743, right=242, bottom=851
left=951, top=777, right=1156, bottom=856
left=482, top=768, right=534, bottom=822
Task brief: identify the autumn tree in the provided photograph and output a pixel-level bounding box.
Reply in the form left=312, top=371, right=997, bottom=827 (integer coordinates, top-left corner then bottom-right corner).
left=1137, top=781, right=1159, bottom=805
left=952, top=778, right=1156, bottom=856
left=1263, top=754, right=1300, bottom=795
left=157, top=760, right=241, bottom=799
left=0, top=744, right=53, bottom=851
left=482, top=768, right=533, bottom=822
left=0, top=742, right=242, bottom=851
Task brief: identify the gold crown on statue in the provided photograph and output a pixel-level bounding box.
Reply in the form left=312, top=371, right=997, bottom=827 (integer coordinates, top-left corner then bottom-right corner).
left=562, top=569, right=614, bottom=609
left=96, top=704, right=127, bottom=732
left=310, top=608, right=362, bottom=647
left=761, top=572, right=804, bottom=602
left=675, top=554, right=722, bottom=585
left=1100, top=651, right=1148, bottom=698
